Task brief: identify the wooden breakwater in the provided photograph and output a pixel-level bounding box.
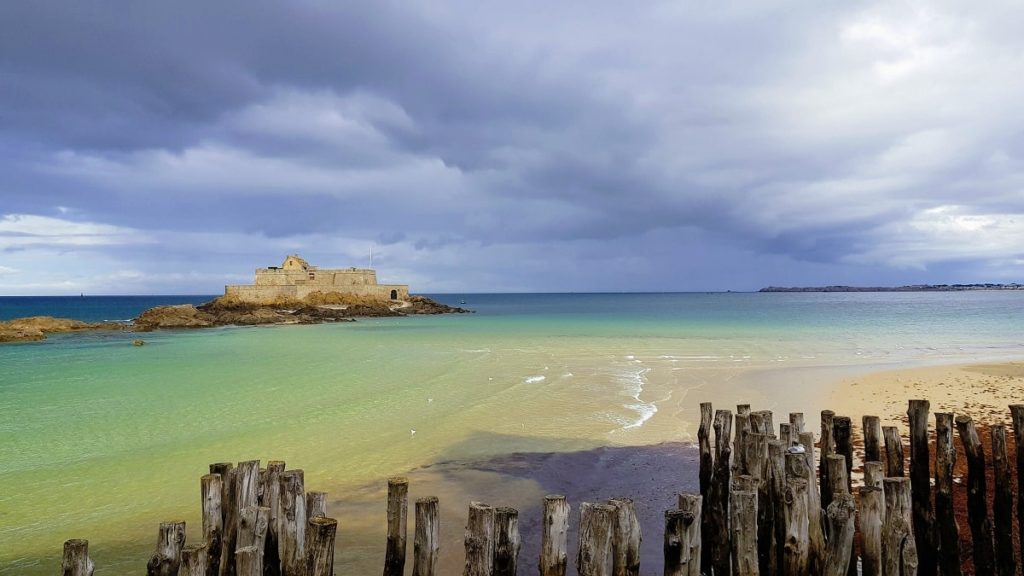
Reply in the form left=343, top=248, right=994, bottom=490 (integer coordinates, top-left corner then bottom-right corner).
left=59, top=400, right=1024, bottom=575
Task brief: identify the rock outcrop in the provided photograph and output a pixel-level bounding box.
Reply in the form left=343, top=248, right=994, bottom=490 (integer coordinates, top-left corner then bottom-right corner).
left=0, top=316, right=126, bottom=343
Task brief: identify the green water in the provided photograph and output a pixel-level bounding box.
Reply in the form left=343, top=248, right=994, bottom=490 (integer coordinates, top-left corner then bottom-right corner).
left=3, top=292, right=1024, bottom=572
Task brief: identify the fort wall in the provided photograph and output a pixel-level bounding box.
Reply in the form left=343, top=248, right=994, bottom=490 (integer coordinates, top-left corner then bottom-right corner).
left=224, top=255, right=410, bottom=303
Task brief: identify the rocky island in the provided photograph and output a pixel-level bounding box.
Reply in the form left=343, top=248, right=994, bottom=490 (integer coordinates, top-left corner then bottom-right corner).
left=760, top=283, right=1024, bottom=292
left=1, top=255, right=471, bottom=343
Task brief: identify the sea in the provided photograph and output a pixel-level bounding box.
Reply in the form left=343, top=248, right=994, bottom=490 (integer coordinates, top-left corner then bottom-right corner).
left=2, top=291, right=1023, bottom=574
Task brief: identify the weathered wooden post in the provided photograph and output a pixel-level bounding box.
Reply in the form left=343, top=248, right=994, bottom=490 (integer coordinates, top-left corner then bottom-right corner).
left=730, top=490, right=758, bottom=575
left=819, top=410, right=836, bottom=510
left=934, top=413, right=961, bottom=576
left=577, top=503, right=614, bottom=576
left=237, top=506, right=269, bottom=561
left=956, top=415, right=995, bottom=575
left=384, top=477, right=408, bottom=576
left=223, top=460, right=258, bottom=576
left=741, top=432, right=771, bottom=576
left=767, top=440, right=786, bottom=576
left=882, top=426, right=904, bottom=477
left=465, top=502, right=495, bottom=576
left=752, top=409, right=774, bottom=437
left=306, top=491, right=327, bottom=520
left=304, top=517, right=337, bottom=576
left=62, top=539, right=95, bottom=576
left=147, top=521, right=186, bottom=576
left=709, top=409, right=734, bottom=576
left=234, top=546, right=261, bottom=576
left=263, top=461, right=285, bottom=576
left=859, top=486, right=884, bottom=576
left=825, top=455, right=848, bottom=500
left=493, top=507, right=521, bottom=576
left=608, top=498, right=640, bottom=576
left=783, top=478, right=809, bottom=575
left=664, top=509, right=688, bottom=576
left=735, top=410, right=752, bottom=474
left=279, top=470, right=306, bottom=576
left=180, top=543, right=208, bottom=576
left=823, top=493, right=855, bottom=576
left=832, top=416, right=853, bottom=496
left=824, top=455, right=854, bottom=576
left=779, top=423, right=793, bottom=447
left=991, top=425, right=1016, bottom=576
left=907, top=400, right=936, bottom=576
left=413, top=496, right=439, bottom=576
left=1010, top=404, right=1024, bottom=569
left=540, top=495, right=570, bottom=576
left=797, top=431, right=825, bottom=573
left=881, top=478, right=918, bottom=576
left=209, top=463, right=235, bottom=576
left=862, top=461, right=884, bottom=489
left=201, top=474, right=224, bottom=576
left=677, top=494, right=702, bottom=576
left=697, top=402, right=713, bottom=576
left=863, top=415, right=882, bottom=462
left=790, top=412, right=805, bottom=434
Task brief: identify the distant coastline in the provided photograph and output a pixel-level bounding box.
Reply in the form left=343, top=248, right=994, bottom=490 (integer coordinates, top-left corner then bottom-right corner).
left=760, top=283, right=1024, bottom=292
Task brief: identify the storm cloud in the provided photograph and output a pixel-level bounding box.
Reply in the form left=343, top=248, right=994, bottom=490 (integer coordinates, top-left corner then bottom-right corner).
left=2, top=0, right=1023, bottom=293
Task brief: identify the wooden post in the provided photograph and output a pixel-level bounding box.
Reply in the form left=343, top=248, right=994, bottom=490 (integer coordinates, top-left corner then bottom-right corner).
left=708, top=409, right=734, bottom=576
left=882, top=426, right=904, bottom=477
left=306, top=491, right=327, bottom=520
left=790, top=412, right=804, bottom=434
left=413, top=496, right=440, bottom=576
left=224, top=460, right=259, bottom=576
left=863, top=415, right=882, bottom=463
left=304, top=517, right=337, bottom=576
left=209, top=463, right=235, bottom=576
left=263, top=461, right=285, bottom=576
left=862, top=461, right=884, bottom=489
left=237, top=506, right=269, bottom=560
left=832, top=416, right=853, bottom=496
left=741, top=432, right=771, bottom=576
left=234, top=546, right=260, bottom=576
left=934, top=413, right=961, bottom=576
left=697, top=402, right=713, bottom=576
left=384, top=477, right=409, bottom=576
left=465, top=502, right=495, bottom=576
left=677, top=494, right=702, bottom=576
left=540, top=495, right=570, bottom=576
left=907, top=399, right=936, bottom=576
left=767, top=440, right=786, bottom=576
left=825, top=455, right=849, bottom=500
left=783, top=478, right=809, bottom=575
left=735, top=412, right=752, bottom=474
left=62, top=539, right=95, bottom=576
left=882, top=478, right=918, bottom=576
left=664, top=509, right=688, bottom=576
left=859, top=486, right=884, bottom=576
left=992, top=425, right=1016, bottom=576
left=794, top=431, right=823, bottom=574
left=147, top=521, right=186, bottom=576
left=1011, top=404, right=1024, bottom=573
left=780, top=423, right=793, bottom=447
left=201, top=474, right=223, bottom=576
left=279, top=470, right=306, bottom=576
left=823, top=493, right=855, bottom=576
left=493, top=507, right=521, bottom=576
left=752, top=410, right=774, bottom=437
left=180, top=543, right=208, bottom=576
left=730, top=490, right=758, bottom=576
left=577, top=503, right=614, bottom=576
left=819, top=410, right=835, bottom=511
left=956, top=415, right=995, bottom=575
left=608, top=498, right=640, bottom=576
left=737, top=404, right=751, bottom=417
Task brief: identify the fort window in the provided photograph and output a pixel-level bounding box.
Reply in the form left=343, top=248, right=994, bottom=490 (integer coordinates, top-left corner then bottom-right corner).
left=309, top=272, right=315, bottom=280
left=390, top=289, right=398, bottom=300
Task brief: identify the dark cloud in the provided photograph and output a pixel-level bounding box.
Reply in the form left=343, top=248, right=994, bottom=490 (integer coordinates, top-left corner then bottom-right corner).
left=1, top=0, right=1023, bottom=293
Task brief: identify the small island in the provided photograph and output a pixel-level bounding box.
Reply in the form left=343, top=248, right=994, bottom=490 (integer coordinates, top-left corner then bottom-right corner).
left=0, top=255, right=470, bottom=343
left=760, top=283, right=1024, bottom=292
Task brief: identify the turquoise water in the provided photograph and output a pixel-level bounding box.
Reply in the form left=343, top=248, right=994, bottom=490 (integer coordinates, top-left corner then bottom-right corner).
left=2, top=292, right=1023, bottom=573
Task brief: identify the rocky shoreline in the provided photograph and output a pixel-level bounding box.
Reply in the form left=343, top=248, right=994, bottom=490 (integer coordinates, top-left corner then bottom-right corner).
left=1, top=294, right=472, bottom=343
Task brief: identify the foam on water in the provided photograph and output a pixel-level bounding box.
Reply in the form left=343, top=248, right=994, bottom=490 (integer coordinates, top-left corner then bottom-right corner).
left=524, top=375, right=546, bottom=384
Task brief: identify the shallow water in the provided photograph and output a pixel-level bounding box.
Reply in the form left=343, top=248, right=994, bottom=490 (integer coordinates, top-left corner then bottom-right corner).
left=2, top=292, right=1023, bottom=573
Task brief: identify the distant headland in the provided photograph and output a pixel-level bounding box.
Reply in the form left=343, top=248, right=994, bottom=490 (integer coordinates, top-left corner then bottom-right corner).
left=0, top=255, right=470, bottom=343
left=760, top=283, right=1024, bottom=292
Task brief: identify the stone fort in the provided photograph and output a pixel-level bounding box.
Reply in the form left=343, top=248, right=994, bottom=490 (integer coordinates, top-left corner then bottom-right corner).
left=224, top=255, right=410, bottom=302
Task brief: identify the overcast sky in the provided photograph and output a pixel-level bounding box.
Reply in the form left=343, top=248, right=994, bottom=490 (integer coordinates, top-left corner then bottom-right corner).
left=2, top=1, right=1023, bottom=294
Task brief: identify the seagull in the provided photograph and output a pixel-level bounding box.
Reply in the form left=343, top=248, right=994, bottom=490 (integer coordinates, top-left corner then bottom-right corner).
left=410, top=429, right=416, bottom=437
